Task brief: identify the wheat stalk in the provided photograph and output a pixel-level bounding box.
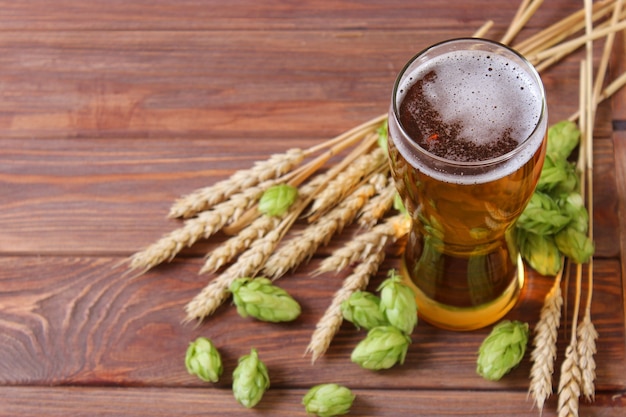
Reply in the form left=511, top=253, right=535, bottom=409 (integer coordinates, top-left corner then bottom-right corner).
left=305, top=249, right=386, bottom=363
left=263, top=180, right=377, bottom=280
left=528, top=268, right=564, bottom=413
left=169, top=148, right=306, bottom=219
left=200, top=215, right=281, bottom=274
left=317, top=214, right=409, bottom=274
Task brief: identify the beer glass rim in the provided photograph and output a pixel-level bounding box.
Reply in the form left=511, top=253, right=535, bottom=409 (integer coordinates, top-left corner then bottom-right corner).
left=391, top=37, right=547, bottom=168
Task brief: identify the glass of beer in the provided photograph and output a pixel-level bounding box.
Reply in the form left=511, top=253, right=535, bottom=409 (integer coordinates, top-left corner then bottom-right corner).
left=387, top=38, right=547, bottom=331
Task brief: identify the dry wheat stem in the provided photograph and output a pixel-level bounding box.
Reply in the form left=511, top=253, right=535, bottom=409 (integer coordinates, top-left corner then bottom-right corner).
left=308, top=145, right=387, bottom=221
left=306, top=249, right=387, bottom=363
left=316, top=214, right=409, bottom=274
left=528, top=267, right=564, bottom=413
left=264, top=180, right=377, bottom=279
left=169, top=148, right=305, bottom=219
left=200, top=215, right=281, bottom=274
left=501, top=0, right=544, bottom=45
left=473, top=20, right=494, bottom=38
left=593, top=0, right=623, bottom=108
left=514, top=0, right=617, bottom=56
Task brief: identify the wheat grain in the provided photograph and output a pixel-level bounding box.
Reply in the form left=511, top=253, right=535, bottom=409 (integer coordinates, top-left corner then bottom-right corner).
left=200, top=215, right=281, bottom=274
left=263, top=181, right=376, bottom=279
left=169, top=148, right=305, bottom=218
left=557, top=343, right=582, bottom=417
left=305, top=249, right=386, bottom=363
left=308, top=146, right=386, bottom=220
left=128, top=180, right=272, bottom=273
left=576, top=313, right=598, bottom=402
left=529, top=276, right=563, bottom=413
left=358, top=182, right=396, bottom=229
left=317, top=214, right=409, bottom=274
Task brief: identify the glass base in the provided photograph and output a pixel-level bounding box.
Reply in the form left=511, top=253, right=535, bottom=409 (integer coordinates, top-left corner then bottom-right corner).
left=399, top=255, right=525, bottom=331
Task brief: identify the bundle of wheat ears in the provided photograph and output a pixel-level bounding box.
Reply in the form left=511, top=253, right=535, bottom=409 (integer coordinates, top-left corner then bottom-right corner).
left=127, top=0, right=625, bottom=415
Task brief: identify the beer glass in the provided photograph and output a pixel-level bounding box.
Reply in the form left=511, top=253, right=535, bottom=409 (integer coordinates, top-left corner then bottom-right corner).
left=387, top=38, right=547, bottom=331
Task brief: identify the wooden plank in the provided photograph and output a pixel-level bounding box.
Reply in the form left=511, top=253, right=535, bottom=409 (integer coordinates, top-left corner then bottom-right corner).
left=0, top=386, right=624, bottom=417
left=0, top=0, right=584, bottom=32
left=0, top=30, right=614, bottom=140
left=0, top=256, right=623, bottom=390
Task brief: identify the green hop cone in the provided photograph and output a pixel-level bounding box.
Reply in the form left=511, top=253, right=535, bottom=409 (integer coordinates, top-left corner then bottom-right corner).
left=302, top=383, right=355, bottom=417
left=555, top=226, right=595, bottom=264
left=516, top=191, right=571, bottom=235
left=258, top=184, right=298, bottom=217
left=516, top=229, right=562, bottom=276
left=185, top=337, right=223, bottom=383
left=351, top=326, right=411, bottom=370
left=377, top=270, right=418, bottom=334
left=232, top=348, right=270, bottom=408
left=476, top=320, right=529, bottom=381
left=341, top=291, right=387, bottom=330
left=546, top=120, right=580, bottom=161
left=230, top=277, right=301, bottom=322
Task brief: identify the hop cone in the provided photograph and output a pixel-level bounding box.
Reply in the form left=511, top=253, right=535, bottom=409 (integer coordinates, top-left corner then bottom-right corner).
left=302, top=383, right=355, bottom=417
left=341, top=291, right=387, bottom=330
left=232, top=348, right=270, bottom=408
left=477, top=320, right=529, bottom=381
left=351, top=326, right=411, bottom=370
left=230, top=277, right=301, bottom=322
left=184, top=337, right=223, bottom=383
left=377, top=270, right=418, bottom=334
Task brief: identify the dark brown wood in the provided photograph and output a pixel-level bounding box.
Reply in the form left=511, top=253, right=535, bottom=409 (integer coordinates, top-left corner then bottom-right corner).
left=1, top=1, right=625, bottom=416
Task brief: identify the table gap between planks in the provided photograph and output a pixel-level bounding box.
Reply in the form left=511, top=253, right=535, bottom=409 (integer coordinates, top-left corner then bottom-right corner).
left=0, top=1, right=625, bottom=416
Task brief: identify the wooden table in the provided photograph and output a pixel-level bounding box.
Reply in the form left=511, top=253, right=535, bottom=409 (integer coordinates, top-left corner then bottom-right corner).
left=1, top=1, right=625, bottom=416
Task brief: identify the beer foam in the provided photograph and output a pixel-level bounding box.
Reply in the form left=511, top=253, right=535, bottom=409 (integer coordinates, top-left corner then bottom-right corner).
left=393, top=48, right=546, bottom=185
left=406, top=50, right=542, bottom=147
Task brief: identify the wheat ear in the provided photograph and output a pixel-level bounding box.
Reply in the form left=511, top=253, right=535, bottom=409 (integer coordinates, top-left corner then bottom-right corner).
left=263, top=178, right=377, bottom=279
left=128, top=180, right=272, bottom=273
left=358, top=181, right=396, bottom=229
left=305, top=249, right=386, bottom=363
left=199, top=215, right=281, bottom=274
left=316, top=214, right=409, bottom=274
left=576, top=258, right=598, bottom=402
left=308, top=146, right=386, bottom=221
left=528, top=268, right=564, bottom=413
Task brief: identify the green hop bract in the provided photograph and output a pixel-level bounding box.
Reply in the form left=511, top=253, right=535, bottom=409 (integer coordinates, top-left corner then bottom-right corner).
left=184, top=337, right=223, bottom=383
left=377, top=270, right=418, bottom=334
left=230, top=277, right=301, bottom=322
left=341, top=291, right=387, bottom=330
left=302, top=383, right=355, bottom=417
left=258, top=184, right=298, bottom=216
left=546, top=120, right=580, bottom=161
left=476, top=320, right=529, bottom=381
left=232, top=348, right=270, bottom=408
left=351, top=326, right=411, bottom=370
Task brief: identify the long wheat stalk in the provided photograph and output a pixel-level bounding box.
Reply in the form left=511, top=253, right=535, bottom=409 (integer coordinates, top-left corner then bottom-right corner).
left=305, top=249, right=386, bottom=363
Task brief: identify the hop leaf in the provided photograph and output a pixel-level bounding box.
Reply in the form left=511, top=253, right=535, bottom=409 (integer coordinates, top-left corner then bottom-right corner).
left=351, top=326, right=411, bottom=370
left=230, top=277, right=301, bottom=322
left=377, top=270, right=418, bottom=334
left=517, top=192, right=571, bottom=235
left=232, top=348, right=270, bottom=408
left=517, top=229, right=562, bottom=276
left=302, top=383, right=355, bottom=417
left=258, top=184, right=298, bottom=216
left=185, top=337, right=223, bottom=383
left=546, top=120, right=580, bottom=161
left=341, top=291, right=387, bottom=330
left=476, top=320, right=529, bottom=381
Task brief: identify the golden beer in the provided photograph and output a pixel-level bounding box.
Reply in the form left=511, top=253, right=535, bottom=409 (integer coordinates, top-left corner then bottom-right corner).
left=388, top=39, right=547, bottom=331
